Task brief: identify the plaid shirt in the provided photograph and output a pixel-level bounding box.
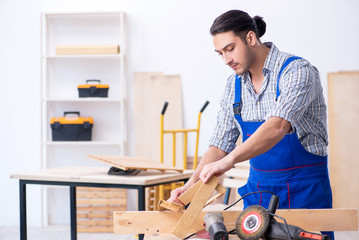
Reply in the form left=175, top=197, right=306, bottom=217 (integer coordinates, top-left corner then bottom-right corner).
left=209, top=42, right=328, bottom=156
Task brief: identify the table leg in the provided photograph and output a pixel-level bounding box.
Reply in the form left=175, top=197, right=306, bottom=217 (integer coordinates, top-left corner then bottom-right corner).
left=20, top=180, right=27, bottom=240
left=70, top=186, right=77, bottom=240
left=138, top=186, right=146, bottom=240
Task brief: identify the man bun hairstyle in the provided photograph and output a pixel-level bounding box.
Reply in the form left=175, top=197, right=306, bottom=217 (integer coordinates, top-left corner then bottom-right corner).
left=253, top=15, right=266, bottom=38
left=210, top=10, right=266, bottom=42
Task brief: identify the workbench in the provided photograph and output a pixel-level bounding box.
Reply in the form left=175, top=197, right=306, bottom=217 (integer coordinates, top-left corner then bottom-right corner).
left=10, top=166, right=194, bottom=240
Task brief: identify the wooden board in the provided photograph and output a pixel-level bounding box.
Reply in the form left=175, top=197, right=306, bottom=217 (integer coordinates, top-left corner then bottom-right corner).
left=133, top=73, right=184, bottom=211
left=177, top=179, right=202, bottom=205
left=172, top=176, right=219, bottom=238
left=158, top=200, right=184, bottom=212
left=133, top=72, right=183, bottom=167
left=55, top=44, right=119, bottom=55
left=114, top=208, right=358, bottom=234
left=87, top=155, right=183, bottom=173
left=328, top=71, right=359, bottom=210
left=76, top=187, right=126, bottom=233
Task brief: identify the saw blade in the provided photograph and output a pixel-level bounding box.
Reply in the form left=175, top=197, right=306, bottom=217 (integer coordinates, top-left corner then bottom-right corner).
left=235, top=205, right=270, bottom=240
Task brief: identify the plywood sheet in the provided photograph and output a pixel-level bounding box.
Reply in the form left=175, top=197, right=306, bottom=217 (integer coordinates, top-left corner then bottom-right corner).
left=328, top=71, right=359, bottom=209
left=133, top=72, right=183, bottom=168
left=87, top=155, right=183, bottom=173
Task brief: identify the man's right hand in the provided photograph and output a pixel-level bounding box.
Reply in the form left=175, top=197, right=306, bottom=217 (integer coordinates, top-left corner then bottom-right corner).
left=167, top=185, right=187, bottom=206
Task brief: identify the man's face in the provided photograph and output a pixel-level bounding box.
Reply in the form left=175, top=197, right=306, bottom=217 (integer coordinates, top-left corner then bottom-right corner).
left=213, top=31, right=255, bottom=75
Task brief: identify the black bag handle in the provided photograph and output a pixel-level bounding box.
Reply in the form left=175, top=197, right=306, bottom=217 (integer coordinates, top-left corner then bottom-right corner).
left=64, top=111, right=80, bottom=117
left=86, top=79, right=101, bottom=84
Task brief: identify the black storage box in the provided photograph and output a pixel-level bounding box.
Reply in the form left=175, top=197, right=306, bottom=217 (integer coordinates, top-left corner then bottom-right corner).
left=78, top=79, right=109, bottom=98
left=50, top=112, right=93, bottom=141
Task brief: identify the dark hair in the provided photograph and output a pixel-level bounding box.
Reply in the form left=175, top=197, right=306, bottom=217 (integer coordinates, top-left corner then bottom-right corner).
left=210, top=10, right=266, bottom=42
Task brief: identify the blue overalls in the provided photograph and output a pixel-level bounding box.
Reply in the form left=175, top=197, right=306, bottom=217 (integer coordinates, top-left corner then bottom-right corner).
left=234, top=57, right=334, bottom=239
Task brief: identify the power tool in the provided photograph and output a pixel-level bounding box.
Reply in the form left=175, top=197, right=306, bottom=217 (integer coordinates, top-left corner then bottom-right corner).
left=235, top=195, right=330, bottom=240
left=204, top=212, right=229, bottom=240
left=204, top=194, right=330, bottom=240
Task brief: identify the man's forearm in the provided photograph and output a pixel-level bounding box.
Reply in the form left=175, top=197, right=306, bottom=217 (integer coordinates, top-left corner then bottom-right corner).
left=226, top=116, right=291, bottom=165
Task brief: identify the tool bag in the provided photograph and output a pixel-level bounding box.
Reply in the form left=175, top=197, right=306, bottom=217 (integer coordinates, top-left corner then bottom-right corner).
left=78, top=79, right=109, bottom=98
left=50, top=112, right=93, bottom=141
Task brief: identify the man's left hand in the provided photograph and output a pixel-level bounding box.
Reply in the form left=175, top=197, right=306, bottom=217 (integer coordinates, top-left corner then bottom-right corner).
left=199, top=157, right=233, bottom=183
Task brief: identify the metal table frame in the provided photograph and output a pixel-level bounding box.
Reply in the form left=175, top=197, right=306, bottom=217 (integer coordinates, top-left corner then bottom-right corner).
left=18, top=177, right=190, bottom=240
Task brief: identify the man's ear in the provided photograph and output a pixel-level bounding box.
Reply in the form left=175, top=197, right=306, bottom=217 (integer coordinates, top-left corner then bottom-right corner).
left=246, top=31, right=257, bottom=46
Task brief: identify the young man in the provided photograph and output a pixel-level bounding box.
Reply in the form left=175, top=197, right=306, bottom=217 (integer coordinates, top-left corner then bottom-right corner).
left=168, top=10, right=334, bottom=239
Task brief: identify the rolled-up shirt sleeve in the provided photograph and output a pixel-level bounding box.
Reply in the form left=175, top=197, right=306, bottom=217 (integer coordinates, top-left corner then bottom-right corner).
left=209, top=76, right=240, bottom=153
left=268, top=61, right=320, bottom=132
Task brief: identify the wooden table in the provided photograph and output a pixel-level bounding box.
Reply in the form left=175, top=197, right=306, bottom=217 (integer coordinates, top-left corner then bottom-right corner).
left=10, top=166, right=194, bottom=240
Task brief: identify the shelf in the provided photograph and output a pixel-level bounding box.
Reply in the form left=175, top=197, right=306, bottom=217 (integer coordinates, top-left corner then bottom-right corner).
left=43, top=54, right=124, bottom=60
left=43, top=141, right=123, bottom=146
left=44, top=98, right=123, bottom=103
left=42, top=11, right=124, bottom=16
left=41, top=11, right=127, bottom=227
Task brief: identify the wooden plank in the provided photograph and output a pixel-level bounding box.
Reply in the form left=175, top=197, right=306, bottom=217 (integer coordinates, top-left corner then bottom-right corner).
left=77, top=191, right=126, bottom=198
left=158, top=200, right=184, bottom=212
left=77, top=206, right=125, bottom=212
left=77, top=213, right=113, bottom=219
left=172, top=176, right=219, bottom=238
left=328, top=71, right=359, bottom=210
left=203, top=184, right=227, bottom=207
left=177, top=180, right=225, bottom=207
left=55, top=44, right=119, bottom=55
left=133, top=73, right=183, bottom=167
left=78, top=227, right=113, bottom=233
left=87, top=155, right=183, bottom=173
left=77, top=219, right=113, bottom=226
left=77, top=187, right=126, bottom=192
left=113, top=208, right=358, bottom=234
left=177, top=179, right=202, bottom=205
left=77, top=198, right=127, bottom=205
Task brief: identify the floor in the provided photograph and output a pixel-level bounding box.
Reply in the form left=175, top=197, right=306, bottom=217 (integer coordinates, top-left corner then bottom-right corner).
left=0, top=226, right=136, bottom=240
left=1, top=226, right=358, bottom=239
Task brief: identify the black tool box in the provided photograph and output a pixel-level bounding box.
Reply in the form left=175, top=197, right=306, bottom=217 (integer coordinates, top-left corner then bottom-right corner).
left=78, top=79, right=109, bottom=98
left=50, top=112, right=93, bottom=141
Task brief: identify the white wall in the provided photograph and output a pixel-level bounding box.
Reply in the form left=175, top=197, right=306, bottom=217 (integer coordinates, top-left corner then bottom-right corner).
left=1, top=0, right=359, bottom=227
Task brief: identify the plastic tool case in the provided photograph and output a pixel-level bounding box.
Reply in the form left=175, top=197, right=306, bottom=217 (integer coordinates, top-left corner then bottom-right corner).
left=78, top=79, right=109, bottom=98
left=50, top=112, right=93, bottom=141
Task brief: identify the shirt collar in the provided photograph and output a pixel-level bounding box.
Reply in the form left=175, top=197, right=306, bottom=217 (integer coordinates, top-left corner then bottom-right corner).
left=263, top=42, right=280, bottom=75
left=241, top=42, right=278, bottom=82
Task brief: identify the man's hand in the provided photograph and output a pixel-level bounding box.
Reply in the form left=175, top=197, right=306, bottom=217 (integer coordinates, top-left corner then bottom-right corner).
left=199, top=117, right=291, bottom=183
left=167, top=185, right=187, bottom=206
left=199, top=156, right=233, bottom=183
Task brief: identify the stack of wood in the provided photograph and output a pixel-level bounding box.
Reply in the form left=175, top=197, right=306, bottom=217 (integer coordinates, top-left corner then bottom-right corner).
left=76, top=187, right=127, bottom=233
